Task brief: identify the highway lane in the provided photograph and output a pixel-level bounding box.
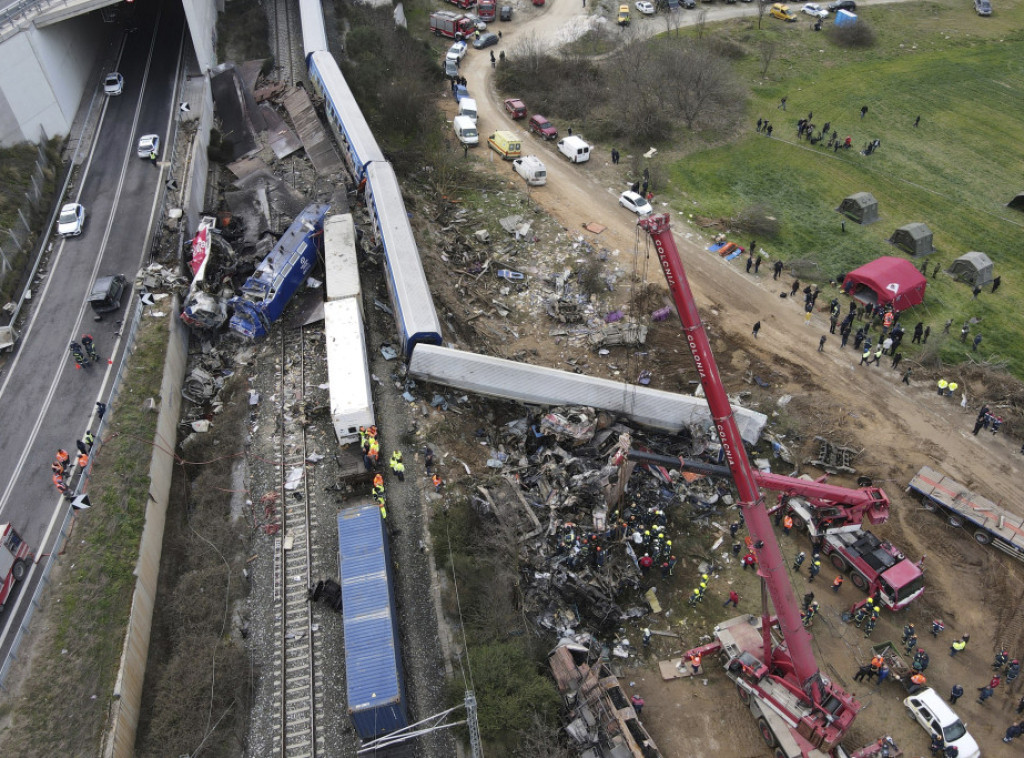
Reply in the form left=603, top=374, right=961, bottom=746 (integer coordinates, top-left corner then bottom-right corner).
left=0, top=0, right=185, bottom=643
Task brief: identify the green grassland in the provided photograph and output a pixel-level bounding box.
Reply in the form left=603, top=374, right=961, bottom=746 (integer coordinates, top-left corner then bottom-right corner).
left=663, top=0, right=1024, bottom=375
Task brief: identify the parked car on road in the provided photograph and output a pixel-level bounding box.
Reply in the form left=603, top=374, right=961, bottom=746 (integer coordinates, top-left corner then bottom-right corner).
left=103, top=72, right=124, bottom=96
left=528, top=114, right=558, bottom=140
left=635, top=0, right=656, bottom=13
left=904, top=689, right=980, bottom=758
left=619, top=191, right=652, bottom=217
left=504, top=98, right=527, bottom=119
left=827, top=0, right=855, bottom=10
left=770, top=3, right=798, bottom=20
left=446, top=41, right=468, bottom=62
left=974, top=0, right=991, bottom=15
left=89, top=274, right=129, bottom=317
left=57, top=203, right=85, bottom=237
left=500, top=5, right=513, bottom=19
left=801, top=2, right=829, bottom=16
left=472, top=31, right=499, bottom=48
left=137, top=134, right=159, bottom=159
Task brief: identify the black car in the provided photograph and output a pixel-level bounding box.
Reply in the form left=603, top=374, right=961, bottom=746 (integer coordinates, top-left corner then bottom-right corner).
left=472, top=32, right=499, bottom=49
left=89, top=274, right=128, bottom=317
left=827, top=0, right=855, bottom=10
left=499, top=5, right=513, bottom=20
left=682, top=0, right=696, bottom=8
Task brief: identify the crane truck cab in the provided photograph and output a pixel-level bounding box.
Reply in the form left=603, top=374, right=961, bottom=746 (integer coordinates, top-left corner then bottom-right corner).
left=0, top=523, right=32, bottom=614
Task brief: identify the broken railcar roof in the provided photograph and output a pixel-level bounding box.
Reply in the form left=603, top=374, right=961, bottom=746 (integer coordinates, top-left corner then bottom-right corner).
left=408, top=345, right=767, bottom=445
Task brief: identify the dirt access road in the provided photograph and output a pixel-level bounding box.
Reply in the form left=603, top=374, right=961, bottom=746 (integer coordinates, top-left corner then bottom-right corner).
left=455, top=3, right=1024, bottom=756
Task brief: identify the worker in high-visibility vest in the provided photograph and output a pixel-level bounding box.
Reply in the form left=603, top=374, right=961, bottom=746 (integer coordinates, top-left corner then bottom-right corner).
left=76, top=452, right=89, bottom=469
left=831, top=575, right=844, bottom=593
left=390, top=451, right=405, bottom=481
left=782, top=514, right=794, bottom=535
left=937, top=379, right=948, bottom=395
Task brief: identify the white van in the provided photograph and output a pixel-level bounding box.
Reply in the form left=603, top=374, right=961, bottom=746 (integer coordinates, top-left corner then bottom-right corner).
left=557, top=135, right=591, bottom=163
left=453, top=115, right=479, bottom=146
left=513, top=156, right=547, bottom=186
left=458, top=97, right=478, bottom=122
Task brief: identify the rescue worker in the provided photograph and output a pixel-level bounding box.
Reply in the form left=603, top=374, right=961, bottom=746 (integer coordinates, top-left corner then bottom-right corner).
left=950, top=637, right=967, bottom=657
left=793, top=551, right=806, bottom=571
left=908, top=672, right=927, bottom=694
left=432, top=473, right=443, bottom=492
left=782, top=514, right=794, bottom=535
left=69, top=341, right=88, bottom=367
left=690, top=653, right=701, bottom=674
left=913, top=649, right=930, bottom=672
left=688, top=588, right=701, bottom=607
left=870, top=654, right=885, bottom=676
left=639, top=554, right=654, bottom=575
left=76, top=452, right=88, bottom=469
left=949, top=684, right=964, bottom=703
left=56, top=449, right=70, bottom=468
left=802, top=601, right=819, bottom=627
left=50, top=460, right=64, bottom=475
left=994, top=650, right=1010, bottom=670
left=389, top=450, right=405, bottom=481
left=831, top=575, right=844, bottom=593
left=81, top=334, right=99, bottom=362
left=931, top=619, right=945, bottom=637
left=84, top=430, right=95, bottom=450
left=902, top=623, right=916, bottom=644
left=864, top=612, right=879, bottom=638
left=808, top=560, right=821, bottom=582
left=367, top=436, right=380, bottom=469
left=367, top=425, right=378, bottom=439
left=905, top=632, right=918, bottom=654
left=853, top=605, right=870, bottom=628
left=358, top=426, right=367, bottom=448
left=667, top=555, right=677, bottom=575
left=1007, top=660, right=1021, bottom=682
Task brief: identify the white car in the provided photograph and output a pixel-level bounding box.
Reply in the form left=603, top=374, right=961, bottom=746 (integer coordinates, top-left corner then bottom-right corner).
left=137, top=134, right=160, bottom=158
left=904, top=689, right=981, bottom=758
left=635, top=0, right=656, bottom=13
left=103, top=72, right=124, bottom=96
left=446, top=41, right=468, bottom=63
left=800, top=2, right=829, bottom=16
left=57, top=203, right=85, bottom=237
left=619, top=190, right=653, bottom=217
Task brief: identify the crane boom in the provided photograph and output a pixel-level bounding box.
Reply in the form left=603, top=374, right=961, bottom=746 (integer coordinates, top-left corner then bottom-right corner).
left=626, top=450, right=890, bottom=527
left=638, top=215, right=859, bottom=749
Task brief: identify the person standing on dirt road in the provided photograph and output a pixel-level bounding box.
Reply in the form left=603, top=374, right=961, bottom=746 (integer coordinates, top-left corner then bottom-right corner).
left=752, top=321, right=761, bottom=338
left=773, top=260, right=783, bottom=280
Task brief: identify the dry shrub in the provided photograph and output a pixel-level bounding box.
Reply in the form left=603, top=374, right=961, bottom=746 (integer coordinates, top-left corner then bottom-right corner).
left=827, top=22, right=877, bottom=49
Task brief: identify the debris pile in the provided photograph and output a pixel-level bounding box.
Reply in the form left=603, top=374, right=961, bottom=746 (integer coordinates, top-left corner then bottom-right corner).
left=809, top=435, right=860, bottom=474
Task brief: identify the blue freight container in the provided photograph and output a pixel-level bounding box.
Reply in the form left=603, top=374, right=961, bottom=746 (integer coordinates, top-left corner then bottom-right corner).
left=337, top=504, right=409, bottom=740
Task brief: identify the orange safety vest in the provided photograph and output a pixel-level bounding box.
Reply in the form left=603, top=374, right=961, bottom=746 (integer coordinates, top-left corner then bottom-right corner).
left=883, top=312, right=894, bottom=328
left=373, top=474, right=383, bottom=487
left=832, top=576, right=843, bottom=587
left=783, top=516, right=794, bottom=529
left=432, top=474, right=442, bottom=488
left=56, top=450, right=69, bottom=464
left=691, top=655, right=701, bottom=667
left=870, top=655, right=884, bottom=670
left=911, top=673, right=926, bottom=685
left=77, top=453, right=89, bottom=468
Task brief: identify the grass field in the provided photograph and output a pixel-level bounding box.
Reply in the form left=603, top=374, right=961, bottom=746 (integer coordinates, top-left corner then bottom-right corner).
left=660, top=0, right=1024, bottom=376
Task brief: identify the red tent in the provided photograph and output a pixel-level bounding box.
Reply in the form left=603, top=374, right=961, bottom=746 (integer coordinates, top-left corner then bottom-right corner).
left=842, top=257, right=927, bottom=312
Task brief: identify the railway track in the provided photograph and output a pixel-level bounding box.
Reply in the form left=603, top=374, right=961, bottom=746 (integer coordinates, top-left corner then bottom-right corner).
left=271, top=0, right=301, bottom=85
left=272, top=325, right=325, bottom=758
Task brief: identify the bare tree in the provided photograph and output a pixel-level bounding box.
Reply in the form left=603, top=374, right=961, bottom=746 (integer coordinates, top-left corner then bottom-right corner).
left=756, top=0, right=768, bottom=29
left=693, top=9, right=708, bottom=39
left=663, top=44, right=746, bottom=129
left=662, top=5, right=682, bottom=36
left=758, top=39, right=777, bottom=78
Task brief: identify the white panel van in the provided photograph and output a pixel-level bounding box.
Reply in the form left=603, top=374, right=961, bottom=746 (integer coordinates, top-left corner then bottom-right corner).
left=453, top=115, right=479, bottom=146
left=458, top=97, right=478, bottom=122
left=557, top=135, right=591, bottom=163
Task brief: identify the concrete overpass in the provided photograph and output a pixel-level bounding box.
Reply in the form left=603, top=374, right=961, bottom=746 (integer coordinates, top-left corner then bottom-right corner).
left=0, top=0, right=217, bottom=145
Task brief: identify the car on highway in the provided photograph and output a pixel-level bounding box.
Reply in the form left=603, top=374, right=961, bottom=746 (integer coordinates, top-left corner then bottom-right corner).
left=89, top=274, right=129, bottom=317
left=528, top=114, right=558, bottom=140
left=504, top=98, right=527, bottom=119
left=801, top=2, right=829, bottom=16
left=137, top=134, right=160, bottom=159
left=974, top=0, right=991, bottom=15
left=446, top=41, right=468, bottom=62
left=103, top=72, right=124, bottom=96
left=472, top=31, right=499, bottom=49
left=57, top=203, right=85, bottom=237
left=827, top=0, right=855, bottom=9
left=904, top=689, right=981, bottom=758
left=619, top=190, right=652, bottom=217
left=617, top=4, right=631, bottom=24
left=770, top=3, right=798, bottom=20
left=635, top=0, right=656, bottom=13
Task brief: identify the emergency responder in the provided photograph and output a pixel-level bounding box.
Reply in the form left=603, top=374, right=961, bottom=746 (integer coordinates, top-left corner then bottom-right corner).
left=1007, top=660, right=1021, bottom=682
left=690, top=654, right=701, bottom=674
left=931, top=619, right=945, bottom=637
left=782, top=514, right=794, bottom=535
left=908, top=672, right=926, bottom=694
left=793, top=551, right=806, bottom=571
left=50, top=460, right=64, bottom=476
left=81, top=334, right=99, bottom=362
left=950, top=637, right=967, bottom=657
left=831, top=575, right=844, bottom=593
left=76, top=452, right=88, bottom=469
left=389, top=450, right=405, bottom=481
left=358, top=426, right=367, bottom=448
left=84, top=430, right=95, bottom=450
left=863, top=609, right=880, bottom=637
left=56, top=449, right=70, bottom=469
left=913, top=649, right=930, bottom=672
left=902, top=623, right=915, bottom=644
left=808, top=560, right=821, bottom=582
left=69, top=341, right=87, bottom=367
left=432, top=473, right=443, bottom=492
left=905, top=632, right=918, bottom=654
left=802, top=601, right=819, bottom=627
left=994, top=650, right=1010, bottom=670
left=853, top=605, right=870, bottom=628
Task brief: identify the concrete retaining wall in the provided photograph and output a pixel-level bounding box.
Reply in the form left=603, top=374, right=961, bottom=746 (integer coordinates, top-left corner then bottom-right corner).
left=101, top=302, right=189, bottom=758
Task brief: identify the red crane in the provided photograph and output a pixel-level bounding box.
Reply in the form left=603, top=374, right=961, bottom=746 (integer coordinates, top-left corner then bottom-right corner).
left=638, top=214, right=859, bottom=754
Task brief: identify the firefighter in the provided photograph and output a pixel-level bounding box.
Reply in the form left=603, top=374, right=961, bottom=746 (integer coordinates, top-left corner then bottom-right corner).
left=913, top=649, right=930, bottom=672
left=902, top=623, right=916, bottom=644
left=863, top=610, right=880, bottom=637
left=1007, top=660, right=1021, bottom=682
left=853, top=605, right=870, bottom=628
left=81, top=334, right=100, bottom=362
left=994, top=650, right=1010, bottom=670
left=808, top=560, right=821, bottom=582
left=931, top=619, right=946, bottom=637
left=688, top=588, right=701, bottom=607
left=389, top=450, right=405, bottom=481
left=802, top=601, right=819, bottom=628
left=667, top=555, right=677, bottom=575
left=69, top=341, right=87, bottom=367
left=793, top=551, right=806, bottom=571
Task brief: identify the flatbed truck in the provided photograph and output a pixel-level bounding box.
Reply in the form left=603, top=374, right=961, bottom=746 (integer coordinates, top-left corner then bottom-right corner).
left=907, top=465, right=1024, bottom=562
